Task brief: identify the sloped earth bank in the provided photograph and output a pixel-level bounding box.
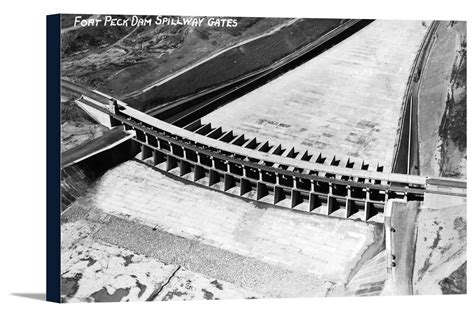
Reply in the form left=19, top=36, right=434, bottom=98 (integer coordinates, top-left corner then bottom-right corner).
left=60, top=92, right=108, bottom=151
left=60, top=15, right=293, bottom=151
left=61, top=219, right=261, bottom=302
left=61, top=121, right=108, bottom=152
left=123, top=18, right=346, bottom=110
left=439, top=261, right=466, bottom=294
left=418, top=21, right=466, bottom=178
left=60, top=16, right=344, bottom=149
left=412, top=204, right=466, bottom=294
left=61, top=14, right=294, bottom=98
left=438, top=26, right=466, bottom=178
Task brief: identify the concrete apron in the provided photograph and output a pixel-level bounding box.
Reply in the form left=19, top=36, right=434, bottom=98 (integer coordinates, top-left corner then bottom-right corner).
left=79, top=160, right=385, bottom=293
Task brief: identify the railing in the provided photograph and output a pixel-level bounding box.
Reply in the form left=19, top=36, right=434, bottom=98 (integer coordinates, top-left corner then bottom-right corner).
left=80, top=94, right=427, bottom=186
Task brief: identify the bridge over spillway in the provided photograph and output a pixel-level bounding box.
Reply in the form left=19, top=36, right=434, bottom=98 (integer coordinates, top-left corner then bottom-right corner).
left=71, top=89, right=465, bottom=223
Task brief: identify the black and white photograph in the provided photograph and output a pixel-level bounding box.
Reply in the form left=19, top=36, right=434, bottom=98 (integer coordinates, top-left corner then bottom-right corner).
left=55, top=13, right=466, bottom=302
left=2, top=2, right=472, bottom=314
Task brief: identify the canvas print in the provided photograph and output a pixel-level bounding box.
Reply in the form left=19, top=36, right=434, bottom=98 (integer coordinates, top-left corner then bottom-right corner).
left=53, top=14, right=466, bottom=302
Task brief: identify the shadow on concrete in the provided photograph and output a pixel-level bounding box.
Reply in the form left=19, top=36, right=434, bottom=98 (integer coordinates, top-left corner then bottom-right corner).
left=11, top=293, right=46, bottom=301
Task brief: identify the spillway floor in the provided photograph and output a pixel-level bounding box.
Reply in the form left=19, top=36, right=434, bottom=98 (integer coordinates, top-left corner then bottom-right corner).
left=202, top=20, right=430, bottom=170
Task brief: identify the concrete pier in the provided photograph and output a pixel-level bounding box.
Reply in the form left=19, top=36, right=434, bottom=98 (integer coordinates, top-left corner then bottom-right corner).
left=75, top=92, right=429, bottom=222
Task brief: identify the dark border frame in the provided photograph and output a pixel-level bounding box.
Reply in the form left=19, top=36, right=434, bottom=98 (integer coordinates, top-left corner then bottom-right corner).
left=46, top=14, right=61, bottom=303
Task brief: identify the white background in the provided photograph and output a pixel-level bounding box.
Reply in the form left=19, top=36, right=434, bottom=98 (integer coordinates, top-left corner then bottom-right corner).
left=0, top=0, right=472, bottom=314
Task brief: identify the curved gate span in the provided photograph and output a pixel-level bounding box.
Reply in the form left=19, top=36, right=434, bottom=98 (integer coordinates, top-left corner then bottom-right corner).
left=71, top=88, right=465, bottom=223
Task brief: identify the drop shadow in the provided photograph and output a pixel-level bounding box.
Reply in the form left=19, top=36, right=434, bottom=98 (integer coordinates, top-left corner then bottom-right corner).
left=11, top=293, right=46, bottom=301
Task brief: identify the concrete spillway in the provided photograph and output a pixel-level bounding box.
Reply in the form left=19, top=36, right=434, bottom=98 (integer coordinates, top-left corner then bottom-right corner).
left=84, top=159, right=384, bottom=295
left=202, top=20, right=430, bottom=170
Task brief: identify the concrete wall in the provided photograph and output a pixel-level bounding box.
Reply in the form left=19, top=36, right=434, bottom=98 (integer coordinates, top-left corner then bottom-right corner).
left=61, top=164, right=95, bottom=211
left=61, top=139, right=140, bottom=210
left=392, top=22, right=439, bottom=175
left=384, top=200, right=419, bottom=295
left=75, top=98, right=115, bottom=128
